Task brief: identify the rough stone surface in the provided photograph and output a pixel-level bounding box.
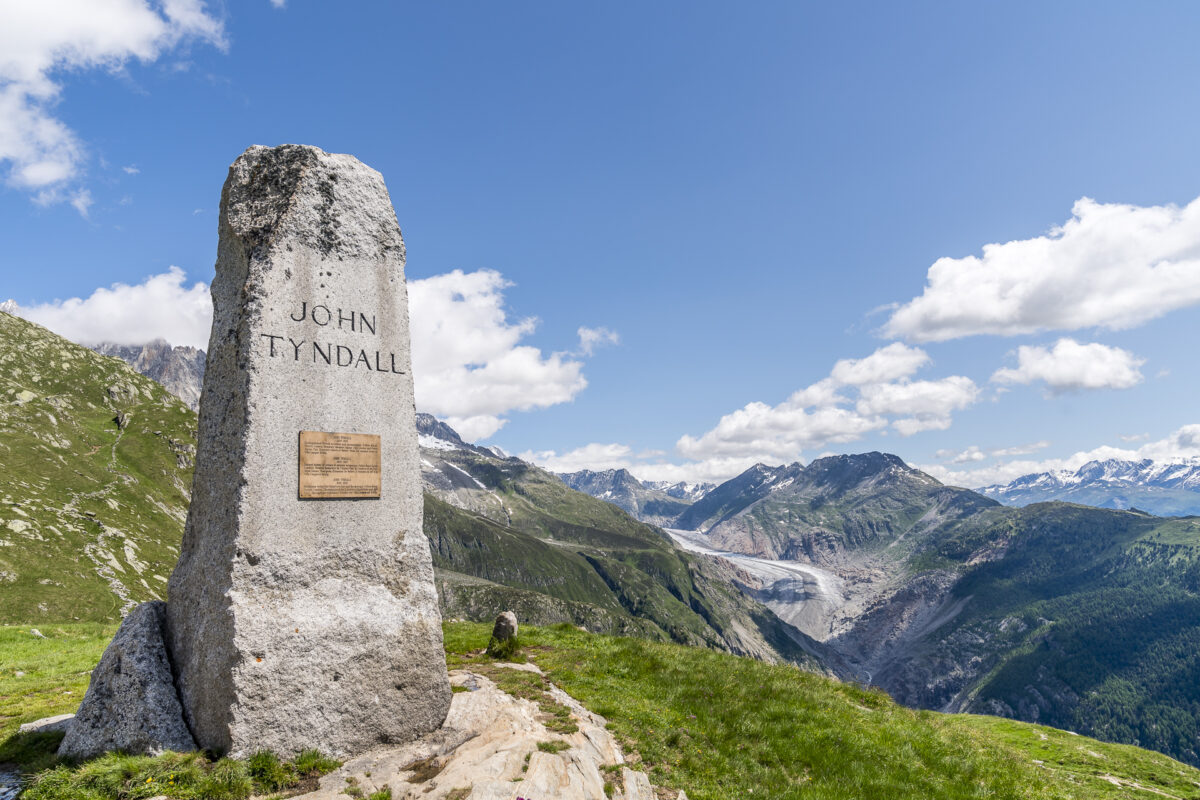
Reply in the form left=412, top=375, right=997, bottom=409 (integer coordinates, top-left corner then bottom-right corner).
left=57, top=602, right=195, bottom=760
left=294, top=666, right=677, bottom=800
left=491, top=611, right=518, bottom=641
left=166, top=144, right=450, bottom=757
left=18, top=714, right=74, bottom=735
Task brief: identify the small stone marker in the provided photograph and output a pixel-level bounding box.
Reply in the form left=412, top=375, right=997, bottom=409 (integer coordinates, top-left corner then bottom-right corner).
left=166, top=144, right=451, bottom=757
left=492, top=611, right=518, bottom=642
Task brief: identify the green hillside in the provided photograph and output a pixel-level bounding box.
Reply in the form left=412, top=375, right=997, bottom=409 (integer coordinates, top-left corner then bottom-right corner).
left=0, top=312, right=195, bottom=623
left=7, top=621, right=1200, bottom=800
left=426, top=493, right=821, bottom=665
left=920, top=503, right=1200, bottom=765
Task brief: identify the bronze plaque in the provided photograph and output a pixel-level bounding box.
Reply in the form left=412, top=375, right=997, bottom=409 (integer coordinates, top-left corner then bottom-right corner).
left=298, top=431, right=381, bottom=499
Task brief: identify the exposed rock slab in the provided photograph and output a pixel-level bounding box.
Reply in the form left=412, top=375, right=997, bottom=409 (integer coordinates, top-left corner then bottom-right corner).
left=166, top=144, right=450, bottom=757
left=18, top=714, right=74, bottom=735
left=294, top=667, right=683, bottom=800
left=57, top=602, right=195, bottom=760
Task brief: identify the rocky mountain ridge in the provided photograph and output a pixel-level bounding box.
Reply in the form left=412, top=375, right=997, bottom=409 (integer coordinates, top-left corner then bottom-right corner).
left=90, top=340, right=206, bottom=412
left=643, top=479, right=715, bottom=502
left=979, top=457, right=1200, bottom=516
left=556, top=468, right=696, bottom=526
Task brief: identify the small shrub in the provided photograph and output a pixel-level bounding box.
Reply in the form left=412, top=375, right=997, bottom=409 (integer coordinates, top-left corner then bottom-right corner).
left=196, top=757, right=252, bottom=799
left=367, top=788, right=393, bottom=800
left=247, top=750, right=290, bottom=793
left=536, top=740, right=570, bottom=754
left=293, top=747, right=341, bottom=777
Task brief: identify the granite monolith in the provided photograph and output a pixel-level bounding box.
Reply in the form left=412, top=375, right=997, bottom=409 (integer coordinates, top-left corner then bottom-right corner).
left=166, top=144, right=451, bottom=757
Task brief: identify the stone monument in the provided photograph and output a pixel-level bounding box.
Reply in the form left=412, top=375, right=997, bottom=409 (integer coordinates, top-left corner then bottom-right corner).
left=164, top=144, right=451, bottom=757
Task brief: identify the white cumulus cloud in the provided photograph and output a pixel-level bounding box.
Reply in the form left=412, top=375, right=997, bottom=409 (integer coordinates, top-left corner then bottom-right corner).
left=676, top=343, right=978, bottom=464
left=935, top=445, right=986, bottom=464
left=0, top=0, right=225, bottom=204
left=530, top=343, right=981, bottom=484
left=519, top=443, right=637, bottom=474
left=991, top=338, right=1145, bottom=392
left=12, top=266, right=213, bottom=348
left=885, top=196, right=1200, bottom=342
left=408, top=269, right=588, bottom=441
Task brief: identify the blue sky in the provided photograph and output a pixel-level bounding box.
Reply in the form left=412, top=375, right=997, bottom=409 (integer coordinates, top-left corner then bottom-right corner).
left=3, top=1, right=1200, bottom=485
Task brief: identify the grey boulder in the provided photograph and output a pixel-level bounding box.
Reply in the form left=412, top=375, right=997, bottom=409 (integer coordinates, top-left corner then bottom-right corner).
left=57, top=602, right=195, bottom=760
left=492, top=611, right=518, bottom=641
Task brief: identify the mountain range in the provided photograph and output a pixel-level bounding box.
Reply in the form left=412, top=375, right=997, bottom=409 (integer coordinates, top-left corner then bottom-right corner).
left=631, top=454, right=1200, bottom=766
left=556, top=468, right=712, bottom=526
left=979, top=457, right=1200, bottom=516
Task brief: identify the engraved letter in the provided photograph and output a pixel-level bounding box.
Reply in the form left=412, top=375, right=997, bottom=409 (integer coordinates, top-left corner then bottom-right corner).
left=355, top=349, right=372, bottom=370
left=374, top=351, right=384, bottom=372
left=338, top=308, right=355, bottom=332
left=390, top=353, right=405, bottom=375
left=336, top=345, right=353, bottom=366
left=260, top=333, right=283, bottom=357
left=312, top=304, right=332, bottom=326
left=313, top=342, right=332, bottom=365
left=359, top=313, right=376, bottom=335
left=288, top=338, right=305, bottom=361
left=290, top=302, right=307, bottom=322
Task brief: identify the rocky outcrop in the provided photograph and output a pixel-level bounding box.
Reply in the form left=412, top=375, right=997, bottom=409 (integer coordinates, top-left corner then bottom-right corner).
left=56, top=602, right=195, bottom=760
left=93, top=340, right=205, bottom=412
left=294, top=665, right=685, bottom=800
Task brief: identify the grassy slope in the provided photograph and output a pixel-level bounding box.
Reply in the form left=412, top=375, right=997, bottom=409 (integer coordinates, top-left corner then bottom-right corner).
left=0, top=312, right=196, bottom=623
left=450, top=622, right=1200, bottom=799
left=6, top=622, right=1200, bottom=800
left=920, top=504, right=1200, bottom=765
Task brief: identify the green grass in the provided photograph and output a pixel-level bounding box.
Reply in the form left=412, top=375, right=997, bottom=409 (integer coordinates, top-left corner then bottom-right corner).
left=20, top=748, right=340, bottom=800
left=4, top=620, right=1200, bottom=799
left=954, top=715, right=1200, bottom=800
left=0, top=624, right=114, bottom=748
left=445, top=621, right=1200, bottom=800
left=0, top=312, right=197, bottom=624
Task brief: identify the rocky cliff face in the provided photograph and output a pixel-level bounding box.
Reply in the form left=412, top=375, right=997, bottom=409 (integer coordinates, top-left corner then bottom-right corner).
left=92, top=340, right=206, bottom=412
